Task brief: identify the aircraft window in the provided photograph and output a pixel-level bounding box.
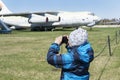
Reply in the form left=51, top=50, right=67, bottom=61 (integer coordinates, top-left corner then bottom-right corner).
left=88, top=13, right=95, bottom=16
left=82, top=19, right=85, bottom=21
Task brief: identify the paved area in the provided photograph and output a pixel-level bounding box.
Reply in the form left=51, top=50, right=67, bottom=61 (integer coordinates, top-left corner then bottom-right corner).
left=93, top=25, right=120, bottom=28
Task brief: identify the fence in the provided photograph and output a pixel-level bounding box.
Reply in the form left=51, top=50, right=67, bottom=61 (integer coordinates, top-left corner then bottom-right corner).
left=94, top=30, right=120, bottom=80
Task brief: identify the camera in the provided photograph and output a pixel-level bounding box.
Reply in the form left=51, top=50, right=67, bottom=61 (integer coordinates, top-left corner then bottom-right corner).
left=61, top=36, right=68, bottom=44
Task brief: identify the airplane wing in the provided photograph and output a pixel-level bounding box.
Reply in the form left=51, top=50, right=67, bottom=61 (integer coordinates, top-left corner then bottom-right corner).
left=0, top=11, right=59, bottom=17
left=0, top=11, right=61, bottom=30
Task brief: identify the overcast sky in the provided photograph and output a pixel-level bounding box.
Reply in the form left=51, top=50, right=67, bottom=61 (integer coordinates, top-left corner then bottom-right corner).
left=2, top=0, right=120, bottom=19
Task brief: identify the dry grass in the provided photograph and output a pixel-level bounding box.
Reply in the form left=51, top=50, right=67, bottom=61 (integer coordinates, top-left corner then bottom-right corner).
left=0, top=27, right=120, bottom=80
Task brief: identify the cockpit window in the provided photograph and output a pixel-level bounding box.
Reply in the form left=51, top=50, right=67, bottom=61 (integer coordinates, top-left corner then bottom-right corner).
left=88, top=13, right=95, bottom=16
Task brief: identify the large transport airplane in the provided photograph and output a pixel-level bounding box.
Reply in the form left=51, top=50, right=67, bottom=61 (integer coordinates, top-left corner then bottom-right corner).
left=0, top=0, right=101, bottom=33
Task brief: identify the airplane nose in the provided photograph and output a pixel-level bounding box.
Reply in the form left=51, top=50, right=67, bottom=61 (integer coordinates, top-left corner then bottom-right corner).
left=94, top=16, right=101, bottom=22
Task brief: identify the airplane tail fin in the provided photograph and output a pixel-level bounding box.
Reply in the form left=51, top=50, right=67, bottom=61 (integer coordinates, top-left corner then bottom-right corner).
left=0, top=0, right=12, bottom=14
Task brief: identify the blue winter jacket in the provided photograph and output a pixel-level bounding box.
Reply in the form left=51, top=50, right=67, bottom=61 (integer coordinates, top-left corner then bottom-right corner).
left=47, top=42, right=94, bottom=80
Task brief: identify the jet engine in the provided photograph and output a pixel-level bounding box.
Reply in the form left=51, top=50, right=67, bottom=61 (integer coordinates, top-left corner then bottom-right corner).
left=28, top=14, right=48, bottom=23
left=45, top=13, right=60, bottom=22
left=28, top=14, right=60, bottom=24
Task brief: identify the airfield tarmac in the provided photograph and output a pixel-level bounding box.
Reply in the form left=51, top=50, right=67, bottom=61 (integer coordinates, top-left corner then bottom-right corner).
left=93, top=25, right=120, bottom=28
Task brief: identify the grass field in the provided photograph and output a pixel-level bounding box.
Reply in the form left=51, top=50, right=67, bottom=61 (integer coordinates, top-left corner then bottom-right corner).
left=0, top=27, right=120, bottom=80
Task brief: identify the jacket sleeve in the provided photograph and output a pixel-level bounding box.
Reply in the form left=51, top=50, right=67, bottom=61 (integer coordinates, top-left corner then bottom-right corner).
left=47, top=43, right=73, bottom=68
left=78, top=44, right=94, bottom=63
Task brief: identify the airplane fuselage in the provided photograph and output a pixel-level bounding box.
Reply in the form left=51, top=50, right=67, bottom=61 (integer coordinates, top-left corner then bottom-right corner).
left=0, top=11, right=101, bottom=30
